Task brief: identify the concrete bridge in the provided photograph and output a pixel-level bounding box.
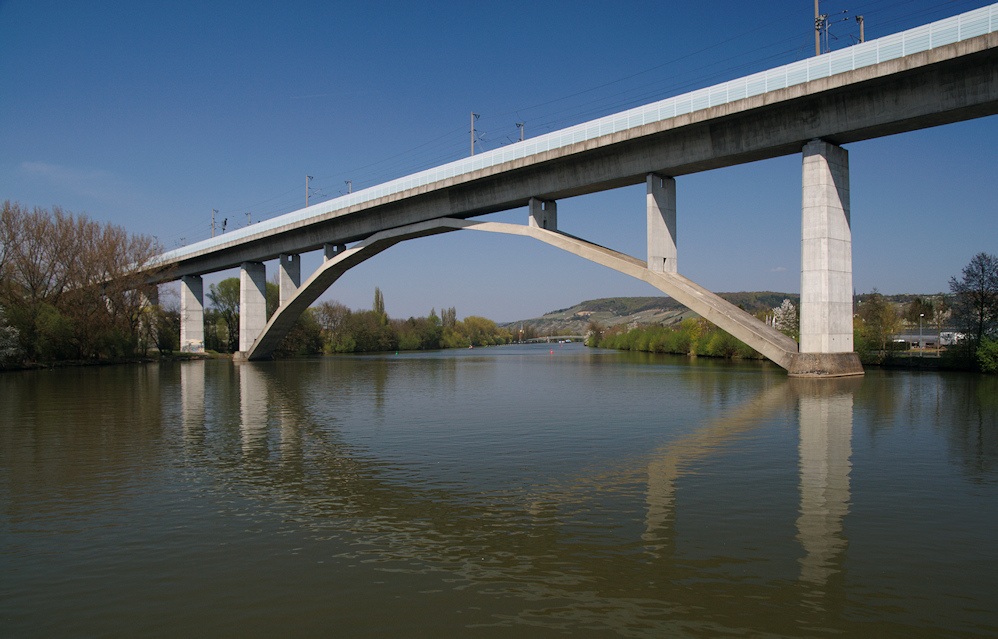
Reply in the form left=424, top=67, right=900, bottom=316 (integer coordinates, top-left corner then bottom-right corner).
left=149, top=5, right=998, bottom=377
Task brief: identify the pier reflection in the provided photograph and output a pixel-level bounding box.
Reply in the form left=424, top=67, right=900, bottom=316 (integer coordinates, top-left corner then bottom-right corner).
left=792, top=377, right=858, bottom=588
left=180, top=360, right=204, bottom=444
left=641, top=376, right=857, bottom=592
left=238, top=362, right=268, bottom=452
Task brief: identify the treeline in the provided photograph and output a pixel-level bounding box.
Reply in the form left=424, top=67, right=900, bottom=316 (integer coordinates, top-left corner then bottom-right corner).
left=0, top=201, right=159, bottom=366
left=193, top=280, right=515, bottom=356
left=589, top=251, right=998, bottom=374
left=562, top=293, right=798, bottom=318
left=853, top=252, right=998, bottom=372
left=311, top=291, right=514, bottom=353
left=0, top=201, right=517, bottom=367
left=586, top=317, right=764, bottom=360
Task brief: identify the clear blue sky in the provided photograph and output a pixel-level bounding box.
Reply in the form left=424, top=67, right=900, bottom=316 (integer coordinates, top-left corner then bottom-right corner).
left=2, top=0, right=995, bottom=323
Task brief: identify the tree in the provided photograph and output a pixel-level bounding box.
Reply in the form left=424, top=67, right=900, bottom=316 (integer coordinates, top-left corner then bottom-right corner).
left=207, top=277, right=240, bottom=352
left=314, top=300, right=354, bottom=352
left=903, top=297, right=935, bottom=325
left=0, top=304, right=23, bottom=367
left=266, top=278, right=279, bottom=319
left=150, top=302, right=180, bottom=354
left=856, top=289, right=902, bottom=358
left=772, top=298, right=799, bottom=341
left=949, top=252, right=998, bottom=349
left=931, top=297, right=950, bottom=350
left=462, top=315, right=498, bottom=346
left=373, top=287, right=385, bottom=318
left=273, top=308, right=323, bottom=357
left=585, top=320, right=605, bottom=346
left=0, top=201, right=159, bottom=360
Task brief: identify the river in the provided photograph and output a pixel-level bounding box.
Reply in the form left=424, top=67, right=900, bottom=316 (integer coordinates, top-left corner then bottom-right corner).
left=2, top=344, right=996, bottom=637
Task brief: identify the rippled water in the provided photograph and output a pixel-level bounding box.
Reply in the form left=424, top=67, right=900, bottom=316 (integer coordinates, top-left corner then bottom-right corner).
left=2, top=344, right=996, bottom=637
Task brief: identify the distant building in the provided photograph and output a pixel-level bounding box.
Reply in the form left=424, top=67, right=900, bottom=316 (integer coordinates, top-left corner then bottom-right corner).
left=939, top=331, right=965, bottom=346
left=893, top=331, right=964, bottom=349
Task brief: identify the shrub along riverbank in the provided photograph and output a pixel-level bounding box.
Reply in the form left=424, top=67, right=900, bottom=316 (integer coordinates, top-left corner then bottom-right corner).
left=586, top=310, right=998, bottom=373
left=586, top=318, right=765, bottom=360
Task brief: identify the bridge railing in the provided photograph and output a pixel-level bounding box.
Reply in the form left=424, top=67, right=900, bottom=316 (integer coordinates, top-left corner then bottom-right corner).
left=159, top=3, right=996, bottom=265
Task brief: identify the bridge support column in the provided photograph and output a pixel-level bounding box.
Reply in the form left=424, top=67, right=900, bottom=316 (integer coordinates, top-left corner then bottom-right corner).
left=180, top=275, right=204, bottom=353
left=324, top=243, right=346, bottom=261
left=647, top=174, right=677, bottom=273
left=238, top=261, right=267, bottom=355
left=279, top=253, right=300, bottom=305
left=791, top=140, right=863, bottom=377
left=528, top=197, right=557, bottom=231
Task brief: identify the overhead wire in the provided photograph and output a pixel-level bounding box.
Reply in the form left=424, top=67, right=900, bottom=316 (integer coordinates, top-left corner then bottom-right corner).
left=187, top=0, right=988, bottom=246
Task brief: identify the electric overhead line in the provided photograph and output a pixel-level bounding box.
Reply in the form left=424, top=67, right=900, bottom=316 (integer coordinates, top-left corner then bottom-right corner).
left=188, top=0, right=972, bottom=248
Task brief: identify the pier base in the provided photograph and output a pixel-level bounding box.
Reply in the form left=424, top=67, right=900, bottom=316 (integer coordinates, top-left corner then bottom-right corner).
left=788, top=353, right=864, bottom=378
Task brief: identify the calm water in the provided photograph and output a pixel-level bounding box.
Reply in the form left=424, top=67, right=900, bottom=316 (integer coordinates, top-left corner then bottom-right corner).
left=2, top=344, right=997, bottom=637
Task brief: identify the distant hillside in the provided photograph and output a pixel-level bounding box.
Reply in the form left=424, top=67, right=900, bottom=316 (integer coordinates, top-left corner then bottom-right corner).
left=505, top=291, right=952, bottom=336
left=504, top=292, right=800, bottom=336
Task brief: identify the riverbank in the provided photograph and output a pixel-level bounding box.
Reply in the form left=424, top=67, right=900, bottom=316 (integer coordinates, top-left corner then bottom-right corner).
left=0, top=350, right=227, bottom=372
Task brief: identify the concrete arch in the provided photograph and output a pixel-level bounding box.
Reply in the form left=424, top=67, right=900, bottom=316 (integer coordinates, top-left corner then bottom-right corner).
left=243, top=218, right=799, bottom=368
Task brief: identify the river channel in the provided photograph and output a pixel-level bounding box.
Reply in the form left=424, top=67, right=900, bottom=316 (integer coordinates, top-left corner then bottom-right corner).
left=2, top=344, right=996, bottom=637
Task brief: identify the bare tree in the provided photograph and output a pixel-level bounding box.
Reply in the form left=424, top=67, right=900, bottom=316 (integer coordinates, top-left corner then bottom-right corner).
left=949, top=252, right=998, bottom=349
left=0, top=201, right=158, bottom=360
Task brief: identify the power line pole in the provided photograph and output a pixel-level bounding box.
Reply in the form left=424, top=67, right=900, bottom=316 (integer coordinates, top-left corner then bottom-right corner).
left=471, top=112, right=480, bottom=155
left=345, top=180, right=352, bottom=193
left=516, top=122, right=524, bottom=141
left=815, top=0, right=821, bottom=56
left=212, top=209, right=217, bottom=237
left=306, top=175, right=313, bottom=207
left=857, top=15, right=865, bottom=42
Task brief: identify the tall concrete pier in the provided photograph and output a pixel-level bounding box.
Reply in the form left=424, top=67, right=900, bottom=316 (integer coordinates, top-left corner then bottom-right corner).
left=180, top=275, right=204, bottom=353
left=238, top=262, right=267, bottom=355
left=647, top=174, right=677, bottom=273
left=790, top=140, right=863, bottom=377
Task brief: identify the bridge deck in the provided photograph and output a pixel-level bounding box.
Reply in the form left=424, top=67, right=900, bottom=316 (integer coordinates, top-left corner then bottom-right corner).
left=151, top=4, right=998, bottom=281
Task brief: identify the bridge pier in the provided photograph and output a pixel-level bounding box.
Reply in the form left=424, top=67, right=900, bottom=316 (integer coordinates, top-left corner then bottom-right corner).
left=647, top=174, right=677, bottom=273
left=180, top=275, right=205, bottom=353
left=790, top=140, right=863, bottom=377
left=528, top=197, right=557, bottom=230
left=279, top=253, right=300, bottom=305
left=324, top=242, right=346, bottom=261
left=237, top=261, right=267, bottom=356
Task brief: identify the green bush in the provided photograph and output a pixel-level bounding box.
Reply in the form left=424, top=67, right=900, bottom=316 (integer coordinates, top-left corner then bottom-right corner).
left=589, top=319, right=761, bottom=360
left=35, top=304, right=76, bottom=360
left=977, top=339, right=998, bottom=374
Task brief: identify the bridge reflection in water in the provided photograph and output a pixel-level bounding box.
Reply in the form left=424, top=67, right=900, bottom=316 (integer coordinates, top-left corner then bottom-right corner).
left=5, top=351, right=995, bottom=636
left=641, top=376, right=856, bottom=590
left=181, top=357, right=859, bottom=594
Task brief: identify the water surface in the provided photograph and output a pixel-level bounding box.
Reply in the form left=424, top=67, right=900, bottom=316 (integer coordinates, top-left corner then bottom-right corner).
left=2, top=345, right=996, bottom=637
